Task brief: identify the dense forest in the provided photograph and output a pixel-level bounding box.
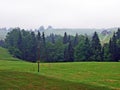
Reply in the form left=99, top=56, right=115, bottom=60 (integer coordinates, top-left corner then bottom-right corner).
left=2, top=28, right=120, bottom=62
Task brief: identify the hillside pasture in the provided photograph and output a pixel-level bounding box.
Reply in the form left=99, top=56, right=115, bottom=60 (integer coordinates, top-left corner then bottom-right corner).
left=0, top=47, right=120, bottom=90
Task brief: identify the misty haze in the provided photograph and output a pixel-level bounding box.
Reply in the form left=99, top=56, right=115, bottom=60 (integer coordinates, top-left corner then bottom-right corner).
left=0, top=0, right=120, bottom=90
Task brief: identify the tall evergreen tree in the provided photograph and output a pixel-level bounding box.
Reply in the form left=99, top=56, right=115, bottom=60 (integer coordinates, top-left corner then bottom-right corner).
left=63, top=32, right=68, bottom=44
left=41, top=32, right=47, bottom=61
left=37, top=31, right=41, bottom=63
left=91, top=32, right=102, bottom=61
left=68, top=35, right=71, bottom=43
left=101, top=46, right=104, bottom=61
left=64, top=47, right=69, bottom=62
left=73, top=33, right=79, bottom=47
left=30, top=32, right=37, bottom=62
left=109, top=38, right=112, bottom=54
left=84, top=36, right=91, bottom=61
left=51, top=33, right=55, bottom=44
left=42, top=32, right=46, bottom=45
left=68, top=41, right=74, bottom=62
left=37, top=31, right=42, bottom=57
left=116, top=28, right=120, bottom=39
left=116, top=28, right=120, bottom=61
left=109, top=32, right=118, bottom=61
left=37, top=31, right=41, bottom=41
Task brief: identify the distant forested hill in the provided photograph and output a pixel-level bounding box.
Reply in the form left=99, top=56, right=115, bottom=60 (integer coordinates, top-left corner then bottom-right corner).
left=0, top=27, right=118, bottom=42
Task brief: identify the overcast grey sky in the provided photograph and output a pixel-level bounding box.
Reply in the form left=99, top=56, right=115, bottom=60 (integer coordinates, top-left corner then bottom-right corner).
left=0, top=0, right=120, bottom=29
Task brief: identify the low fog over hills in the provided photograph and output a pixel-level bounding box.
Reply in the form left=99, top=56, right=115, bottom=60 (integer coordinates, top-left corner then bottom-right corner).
left=35, top=26, right=118, bottom=36
left=0, top=26, right=118, bottom=40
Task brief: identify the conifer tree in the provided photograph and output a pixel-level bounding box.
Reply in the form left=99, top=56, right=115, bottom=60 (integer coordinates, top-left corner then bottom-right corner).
left=63, top=32, right=68, bottom=44
left=116, top=28, right=120, bottom=39
left=68, top=41, right=74, bottom=62
left=101, top=46, right=104, bottom=61
left=37, top=31, right=41, bottom=41
left=68, top=35, right=71, bottom=43
left=30, top=32, right=37, bottom=62
left=73, top=33, right=79, bottom=47
left=64, top=47, right=69, bottom=62
left=116, top=28, right=120, bottom=61
left=84, top=36, right=91, bottom=61
left=91, top=32, right=102, bottom=61
left=109, top=32, right=118, bottom=61
left=51, top=33, right=55, bottom=44
left=41, top=32, right=47, bottom=61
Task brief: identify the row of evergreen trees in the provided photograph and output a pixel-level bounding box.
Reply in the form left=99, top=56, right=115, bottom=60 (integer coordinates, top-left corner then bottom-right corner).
left=109, top=29, right=120, bottom=61
left=4, top=28, right=120, bottom=62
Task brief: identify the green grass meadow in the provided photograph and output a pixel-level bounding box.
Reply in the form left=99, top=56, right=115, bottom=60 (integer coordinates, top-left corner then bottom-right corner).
left=0, top=47, right=120, bottom=90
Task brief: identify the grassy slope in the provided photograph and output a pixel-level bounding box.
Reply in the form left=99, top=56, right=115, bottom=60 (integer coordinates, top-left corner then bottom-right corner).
left=0, top=47, right=120, bottom=90
left=0, top=47, right=20, bottom=61
left=0, top=70, right=110, bottom=90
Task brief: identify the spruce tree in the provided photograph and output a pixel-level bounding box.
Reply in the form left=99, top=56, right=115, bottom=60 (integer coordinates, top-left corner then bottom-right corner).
left=101, top=46, right=104, bottom=61
left=42, top=32, right=47, bottom=61
left=63, top=32, right=68, bottom=44
left=109, top=32, right=118, bottom=61
left=37, top=31, right=41, bottom=41
left=68, top=35, right=71, bottom=43
left=116, top=28, right=120, bottom=39
left=116, top=28, right=120, bottom=61
left=30, top=32, right=37, bottom=62
left=73, top=33, right=79, bottom=47
left=68, top=41, right=74, bottom=62
left=84, top=36, right=91, bottom=61
left=51, top=33, right=55, bottom=44
left=91, top=32, right=102, bottom=61
left=64, top=47, right=69, bottom=62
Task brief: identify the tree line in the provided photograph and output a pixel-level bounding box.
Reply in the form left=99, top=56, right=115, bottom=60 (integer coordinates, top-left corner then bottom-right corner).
left=4, top=28, right=120, bottom=62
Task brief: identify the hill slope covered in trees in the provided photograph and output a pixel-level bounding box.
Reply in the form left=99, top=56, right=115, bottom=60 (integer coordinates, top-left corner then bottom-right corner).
left=4, top=28, right=120, bottom=62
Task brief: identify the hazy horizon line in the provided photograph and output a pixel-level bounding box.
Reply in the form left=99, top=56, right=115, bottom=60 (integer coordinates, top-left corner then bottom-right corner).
left=0, top=26, right=119, bottom=30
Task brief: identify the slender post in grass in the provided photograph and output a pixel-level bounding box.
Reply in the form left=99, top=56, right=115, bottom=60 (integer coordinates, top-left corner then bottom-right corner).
left=37, top=31, right=41, bottom=72
left=37, top=46, right=40, bottom=72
